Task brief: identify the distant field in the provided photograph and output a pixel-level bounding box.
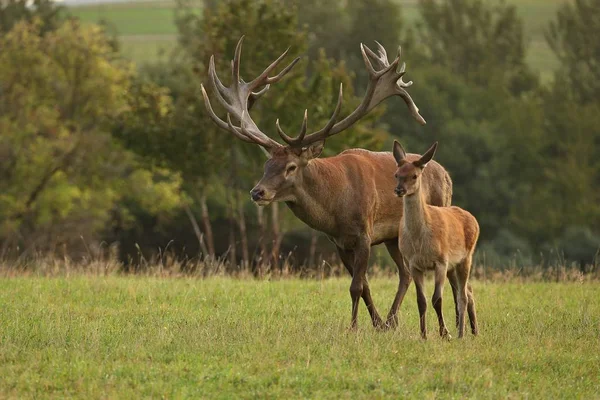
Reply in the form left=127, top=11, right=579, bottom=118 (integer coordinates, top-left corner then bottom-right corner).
left=68, top=0, right=568, bottom=77
left=1, top=276, right=599, bottom=398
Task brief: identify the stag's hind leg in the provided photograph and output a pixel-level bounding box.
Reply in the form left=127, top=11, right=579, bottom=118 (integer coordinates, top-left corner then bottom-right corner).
left=456, top=256, right=476, bottom=338
left=384, top=240, right=412, bottom=329
left=449, top=268, right=477, bottom=335
left=447, top=269, right=460, bottom=328
left=467, top=283, right=478, bottom=335
left=432, top=262, right=451, bottom=339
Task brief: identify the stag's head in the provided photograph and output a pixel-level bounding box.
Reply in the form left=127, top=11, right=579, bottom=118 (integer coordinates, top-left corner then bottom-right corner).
left=392, top=141, right=437, bottom=197
left=202, top=36, right=426, bottom=206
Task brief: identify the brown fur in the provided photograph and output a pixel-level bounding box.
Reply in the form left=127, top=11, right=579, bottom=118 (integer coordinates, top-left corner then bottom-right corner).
left=393, top=141, right=479, bottom=338
left=251, top=146, right=453, bottom=329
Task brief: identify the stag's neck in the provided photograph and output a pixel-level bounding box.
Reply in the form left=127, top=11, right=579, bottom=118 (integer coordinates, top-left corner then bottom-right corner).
left=285, top=159, right=338, bottom=233
left=402, top=187, right=431, bottom=236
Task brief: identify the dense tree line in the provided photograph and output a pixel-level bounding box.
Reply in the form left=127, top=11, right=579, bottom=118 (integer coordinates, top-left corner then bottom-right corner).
left=1, top=0, right=599, bottom=270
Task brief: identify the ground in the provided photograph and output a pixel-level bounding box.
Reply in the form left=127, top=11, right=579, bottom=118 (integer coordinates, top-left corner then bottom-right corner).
left=1, top=276, right=598, bottom=398
left=68, top=0, right=567, bottom=79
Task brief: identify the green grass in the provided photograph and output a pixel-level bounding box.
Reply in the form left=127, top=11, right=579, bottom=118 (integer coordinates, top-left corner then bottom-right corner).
left=71, top=1, right=179, bottom=35
left=1, top=276, right=599, bottom=398
left=68, top=0, right=567, bottom=78
left=120, top=34, right=177, bottom=63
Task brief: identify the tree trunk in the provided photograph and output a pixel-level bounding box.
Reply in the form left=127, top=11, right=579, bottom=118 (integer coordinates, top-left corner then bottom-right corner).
left=227, top=191, right=237, bottom=270
left=256, top=205, right=267, bottom=277
left=198, top=193, right=215, bottom=259
left=228, top=148, right=238, bottom=270
left=271, top=202, right=284, bottom=271
left=184, top=203, right=209, bottom=257
left=237, top=193, right=250, bottom=270
left=309, top=229, right=318, bottom=269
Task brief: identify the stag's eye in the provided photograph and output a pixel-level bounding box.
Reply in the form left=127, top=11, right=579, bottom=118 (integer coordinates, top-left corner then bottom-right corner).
left=286, top=165, right=297, bottom=174
left=412, top=175, right=417, bottom=180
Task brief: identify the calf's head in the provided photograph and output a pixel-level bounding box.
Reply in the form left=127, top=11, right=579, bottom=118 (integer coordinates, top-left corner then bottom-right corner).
left=392, top=140, right=437, bottom=197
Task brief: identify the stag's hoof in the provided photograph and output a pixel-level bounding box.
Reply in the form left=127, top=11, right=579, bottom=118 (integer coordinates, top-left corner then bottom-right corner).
left=440, top=327, right=452, bottom=340
left=373, top=319, right=387, bottom=332
left=385, top=315, right=398, bottom=330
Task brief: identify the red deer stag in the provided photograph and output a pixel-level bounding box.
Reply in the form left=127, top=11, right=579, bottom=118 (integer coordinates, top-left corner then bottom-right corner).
left=393, top=140, right=479, bottom=338
left=201, top=36, right=453, bottom=329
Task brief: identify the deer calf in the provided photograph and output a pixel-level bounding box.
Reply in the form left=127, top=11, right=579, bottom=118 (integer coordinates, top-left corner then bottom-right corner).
left=393, top=141, right=479, bottom=339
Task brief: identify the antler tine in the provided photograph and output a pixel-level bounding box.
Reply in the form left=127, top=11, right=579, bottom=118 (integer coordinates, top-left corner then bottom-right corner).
left=231, top=35, right=244, bottom=86
left=361, top=43, right=399, bottom=78
left=397, top=89, right=425, bottom=125
left=374, top=40, right=388, bottom=61
left=321, top=83, right=344, bottom=134
left=201, top=36, right=306, bottom=151
left=238, top=111, right=280, bottom=148
left=360, top=43, right=378, bottom=76
left=277, top=41, right=425, bottom=148
left=208, top=56, right=236, bottom=115
left=249, top=47, right=301, bottom=89
left=276, top=83, right=344, bottom=147
left=201, top=84, right=256, bottom=144
left=226, top=113, right=256, bottom=144
left=248, top=84, right=270, bottom=111
left=276, top=109, right=308, bottom=146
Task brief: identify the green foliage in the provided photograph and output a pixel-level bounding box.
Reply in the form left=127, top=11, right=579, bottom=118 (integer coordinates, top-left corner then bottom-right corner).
left=1, top=277, right=599, bottom=397
left=0, top=0, right=66, bottom=35
left=0, top=19, right=184, bottom=251
left=546, top=0, right=600, bottom=104
left=477, top=229, right=533, bottom=268
left=554, top=226, right=600, bottom=265
left=415, top=0, right=538, bottom=94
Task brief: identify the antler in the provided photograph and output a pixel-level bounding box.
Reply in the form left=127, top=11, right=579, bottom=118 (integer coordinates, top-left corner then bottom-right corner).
left=276, top=41, right=426, bottom=148
left=200, top=36, right=300, bottom=151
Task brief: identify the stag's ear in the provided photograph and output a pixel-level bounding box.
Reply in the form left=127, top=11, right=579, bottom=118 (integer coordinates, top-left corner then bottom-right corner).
left=301, top=141, right=325, bottom=160
left=393, top=140, right=407, bottom=164
left=414, top=141, right=438, bottom=169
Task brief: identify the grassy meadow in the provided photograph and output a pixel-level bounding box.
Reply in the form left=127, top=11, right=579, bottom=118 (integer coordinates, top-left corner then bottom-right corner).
left=68, top=0, right=567, bottom=78
left=1, top=275, right=599, bottom=398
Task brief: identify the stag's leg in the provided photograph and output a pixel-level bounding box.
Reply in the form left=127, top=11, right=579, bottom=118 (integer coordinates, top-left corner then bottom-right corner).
left=346, top=240, right=383, bottom=329
left=446, top=269, right=460, bottom=328
left=456, top=258, right=473, bottom=339
left=336, top=246, right=354, bottom=277
left=432, top=262, right=451, bottom=339
left=411, top=266, right=428, bottom=339
left=384, top=240, right=412, bottom=329
left=467, top=280, right=478, bottom=336
left=450, top=269, right=477, bottom=334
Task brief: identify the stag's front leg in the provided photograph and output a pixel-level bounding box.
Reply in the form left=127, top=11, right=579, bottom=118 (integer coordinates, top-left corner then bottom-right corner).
left=384, top=240, right=412, bottom=330
left=348, top=238, right=383, bottom=329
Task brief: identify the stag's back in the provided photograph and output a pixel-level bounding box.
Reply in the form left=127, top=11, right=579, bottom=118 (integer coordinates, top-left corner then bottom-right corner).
left=331, top=149, right=452, bottom=244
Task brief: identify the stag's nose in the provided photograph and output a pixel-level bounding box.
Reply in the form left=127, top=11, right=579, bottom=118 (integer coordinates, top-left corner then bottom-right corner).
left=250, top=187, right=265, bottom=201
left=395, top=187, right=406, bottom=197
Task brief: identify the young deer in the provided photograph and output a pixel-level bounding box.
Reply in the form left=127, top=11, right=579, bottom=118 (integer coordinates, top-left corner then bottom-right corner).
left=393, top=141, right=479, bottom=339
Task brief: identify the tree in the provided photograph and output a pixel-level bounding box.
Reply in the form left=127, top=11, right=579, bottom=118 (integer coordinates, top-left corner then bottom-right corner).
left=0, top=0, right=65, bottom=35
left=415, top=0, right=537, bottom=95
left=546, top=0, right=600, bottom=105
left=344, top=0, right=404, bottom=90
left=0, top=19, right=183, bottom=256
